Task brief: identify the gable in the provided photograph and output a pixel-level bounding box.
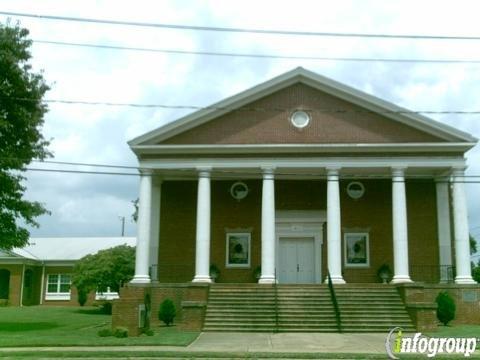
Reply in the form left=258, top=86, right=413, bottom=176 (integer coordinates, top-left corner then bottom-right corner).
left=160, top=83, right=445, bottom=145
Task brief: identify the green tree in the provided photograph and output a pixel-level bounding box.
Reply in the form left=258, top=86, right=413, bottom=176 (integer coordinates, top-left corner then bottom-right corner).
left=158, top=299, right=176, bottom=326
left=470, top=235, right=477, bottom=255
left=436, top=291, right=456, bottom=326
left=0, top=22, right=50, bottom=250
left=72, top=245, right=135, bottom=298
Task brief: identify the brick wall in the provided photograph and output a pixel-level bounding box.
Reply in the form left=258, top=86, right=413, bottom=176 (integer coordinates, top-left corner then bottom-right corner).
left=0, top=264, right=23, bottom=306
left=162, top=83, right=444, bottom=145
left=399, top=284, right=480, bottom=326
left=113, top=284, right=209, bottom=336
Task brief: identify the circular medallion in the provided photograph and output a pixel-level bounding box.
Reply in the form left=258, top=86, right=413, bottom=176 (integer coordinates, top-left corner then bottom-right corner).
left=290, top=110, right=310, bottom=129
left=230, top=181, right=249, bottom=200
left=347, top=181, right=365, bottom=199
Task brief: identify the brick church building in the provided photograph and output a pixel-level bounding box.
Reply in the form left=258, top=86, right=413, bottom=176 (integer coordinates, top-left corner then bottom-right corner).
left=114, top=67, right=479, bottom=334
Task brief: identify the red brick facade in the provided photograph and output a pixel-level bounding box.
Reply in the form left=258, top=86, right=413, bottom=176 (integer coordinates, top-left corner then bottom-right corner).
left=161, top=84, right=445, bottom=145
left=156, top=179, right=439, bottom=284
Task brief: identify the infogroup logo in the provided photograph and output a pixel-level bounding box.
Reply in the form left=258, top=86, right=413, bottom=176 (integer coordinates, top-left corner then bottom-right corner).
left=385, top=327, right=478, bottom=358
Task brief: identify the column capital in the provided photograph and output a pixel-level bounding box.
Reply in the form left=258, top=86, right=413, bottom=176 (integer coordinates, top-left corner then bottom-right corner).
left=434, top=176, right=451, bottom=183
left=196, top=166, right=212, bottom=178
left=261, top=166, right=275, bottom=179
left=139, top=168, right=154, bottom=176
left=326, top=167, right=341, bottom=180
left=391, top=166, right=407, bottom=177
left=451, top=166, right=467, bottom=177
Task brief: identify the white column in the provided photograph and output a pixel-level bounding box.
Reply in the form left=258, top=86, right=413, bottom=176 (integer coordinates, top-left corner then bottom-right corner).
left=326, top=167, right=345, bottom=284
left=435, top=178, right=453, bottom=282
left=192, top=168, right=212, bottom=283
left=259, top=167, right=276, bottom=284
left=149, top=179, right=161, bottom=282
left=391, top=167, right=412, bottom=284
left=131, top=170, right=153, bottom=284
left=451, top=168, right=476, bottom=284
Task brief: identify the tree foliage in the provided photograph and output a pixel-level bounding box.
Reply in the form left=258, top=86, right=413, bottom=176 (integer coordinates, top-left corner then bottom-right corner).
left=0, top=22, right=50, bottom=250
left=470, top=235, right=477, bottom=255
left=72, top=245, right=135, bottom=294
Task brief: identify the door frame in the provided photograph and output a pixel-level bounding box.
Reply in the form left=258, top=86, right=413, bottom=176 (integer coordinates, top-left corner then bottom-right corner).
left=275, top=210, right=326, bottom=284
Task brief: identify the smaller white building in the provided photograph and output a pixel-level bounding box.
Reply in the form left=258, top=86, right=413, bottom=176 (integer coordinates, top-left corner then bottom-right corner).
left=0, top=237, right=136, bottom=306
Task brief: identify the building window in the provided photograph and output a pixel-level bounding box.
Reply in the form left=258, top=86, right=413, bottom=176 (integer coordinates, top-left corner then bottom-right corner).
left=344, top=232, right=370, bottom=268
left=226, top=232, right=251, bottom=268
left=45, top=274, right=71, bottom=300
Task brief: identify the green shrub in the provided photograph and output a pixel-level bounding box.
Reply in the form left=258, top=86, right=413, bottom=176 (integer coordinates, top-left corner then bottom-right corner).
left=99, top=301, right=113, bottom=314
left=77, top=288, right=88, bottom=306
left=143, top=329, right=154, bottom=336
left=113, top=326, right=128, bottom=338
left=97, top=328, right=113, bottom=337
left=158, top=298, right=176, bottom=326
left=436, top=291, right=456, bottom=326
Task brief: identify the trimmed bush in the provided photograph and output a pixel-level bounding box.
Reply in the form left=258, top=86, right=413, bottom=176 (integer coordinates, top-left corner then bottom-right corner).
left=158, top=298, right=176, bottom=326
left=143, top=329, right=154, bottom=336
left=436, top=291, right=456, bottom=326
left=97, top=328, right=113, bottom=337
left=99, top=301, right=113, bottom=315
left=77, top=288, right=88, bottom=306
left=113, top=326, right=128, bottom=338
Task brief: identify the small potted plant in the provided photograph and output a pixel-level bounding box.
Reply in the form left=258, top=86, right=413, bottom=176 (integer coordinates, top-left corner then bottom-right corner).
left=377, top=264, right=392, bottom=284
left=209, top=264, right=220, bottom=282
left=253, top=266, right=261, bottom=281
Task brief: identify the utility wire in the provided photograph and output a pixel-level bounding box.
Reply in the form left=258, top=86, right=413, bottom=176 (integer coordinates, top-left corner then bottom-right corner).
left=2, top=11, right=480, bottom=41
left=3, top=96, right=480, bottom=114
left=32, top=39, right=480, bottom=64
left=22, top=166, right=480, bottom=183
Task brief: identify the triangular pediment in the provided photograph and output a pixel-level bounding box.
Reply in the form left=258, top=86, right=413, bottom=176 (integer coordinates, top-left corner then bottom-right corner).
left=129, top=68, right=476, bottom=148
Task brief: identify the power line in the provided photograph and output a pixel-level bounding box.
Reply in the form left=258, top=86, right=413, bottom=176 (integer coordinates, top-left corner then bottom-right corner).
left=2, top=11, right=480, bottom=41
left=4, top=96, right=480, bottom=114
left=32, top=39, right=480, bottom=64
left=22, top=166, right=480, bottom=182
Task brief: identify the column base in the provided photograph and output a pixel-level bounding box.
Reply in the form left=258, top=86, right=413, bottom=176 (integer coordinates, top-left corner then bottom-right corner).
left=391, top=275, right=413, bottom=284
left=192, top=275, right=212, bottom=283
left=324, top=275, right=346, bottom=284
left=455, top=276, right=477, bottom=285
left=258, top=275, right=276, bottom=284
left=130, top=275, right=151, bottom=284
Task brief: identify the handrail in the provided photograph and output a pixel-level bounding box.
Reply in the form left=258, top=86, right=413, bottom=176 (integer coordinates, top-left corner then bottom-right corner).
left=274, top=268, right=279, bottom=333
left=327, top=271, right=342, bottom=333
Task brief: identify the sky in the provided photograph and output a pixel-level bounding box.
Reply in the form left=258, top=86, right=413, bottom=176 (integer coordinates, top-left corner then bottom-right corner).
left=1, top=1, right=480, bottom=251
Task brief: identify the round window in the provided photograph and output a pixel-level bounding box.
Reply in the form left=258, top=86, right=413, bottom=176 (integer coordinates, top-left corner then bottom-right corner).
left=347, top=181, right=365, bottom=199
left=290, top=110, right=310, bottom=129
left=230, top=182, right=249, bottom=200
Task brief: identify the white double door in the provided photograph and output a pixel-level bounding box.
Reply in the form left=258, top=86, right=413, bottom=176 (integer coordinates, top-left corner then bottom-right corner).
left=278, top=237, right=315, bottom=284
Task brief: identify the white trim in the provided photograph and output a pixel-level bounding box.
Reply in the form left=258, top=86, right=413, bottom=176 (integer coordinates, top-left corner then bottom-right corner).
left=19, top=264, right=25, bottom=307
left=39, top=264, right=45, bottom=305
left=225, top=232, right=251, bottom=268
left=139, top=156, right=466, bottom=171
left=344, top=232, right=370, bottom=268
left=45, top=293, right=71, bottom=301
left=128, top=68, right=477, bottom=145
left=131, top=142, right=476, bottom=156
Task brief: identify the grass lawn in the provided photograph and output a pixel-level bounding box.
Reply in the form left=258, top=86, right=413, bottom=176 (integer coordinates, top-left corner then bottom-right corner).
left=0, top=306, right=199, bottom=347
left=426, top=324, right=480, bottom=338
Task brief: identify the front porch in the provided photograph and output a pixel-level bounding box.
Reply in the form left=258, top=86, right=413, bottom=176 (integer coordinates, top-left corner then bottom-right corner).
left=130, top=162, right=474, bottom=286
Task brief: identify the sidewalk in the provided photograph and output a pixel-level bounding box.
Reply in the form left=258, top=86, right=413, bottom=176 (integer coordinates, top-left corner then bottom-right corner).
left=0, top=332, right=388, bottom=356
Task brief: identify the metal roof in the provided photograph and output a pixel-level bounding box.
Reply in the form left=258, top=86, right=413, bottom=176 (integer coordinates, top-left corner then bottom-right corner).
left=1, top=237, right=136, bottom=262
